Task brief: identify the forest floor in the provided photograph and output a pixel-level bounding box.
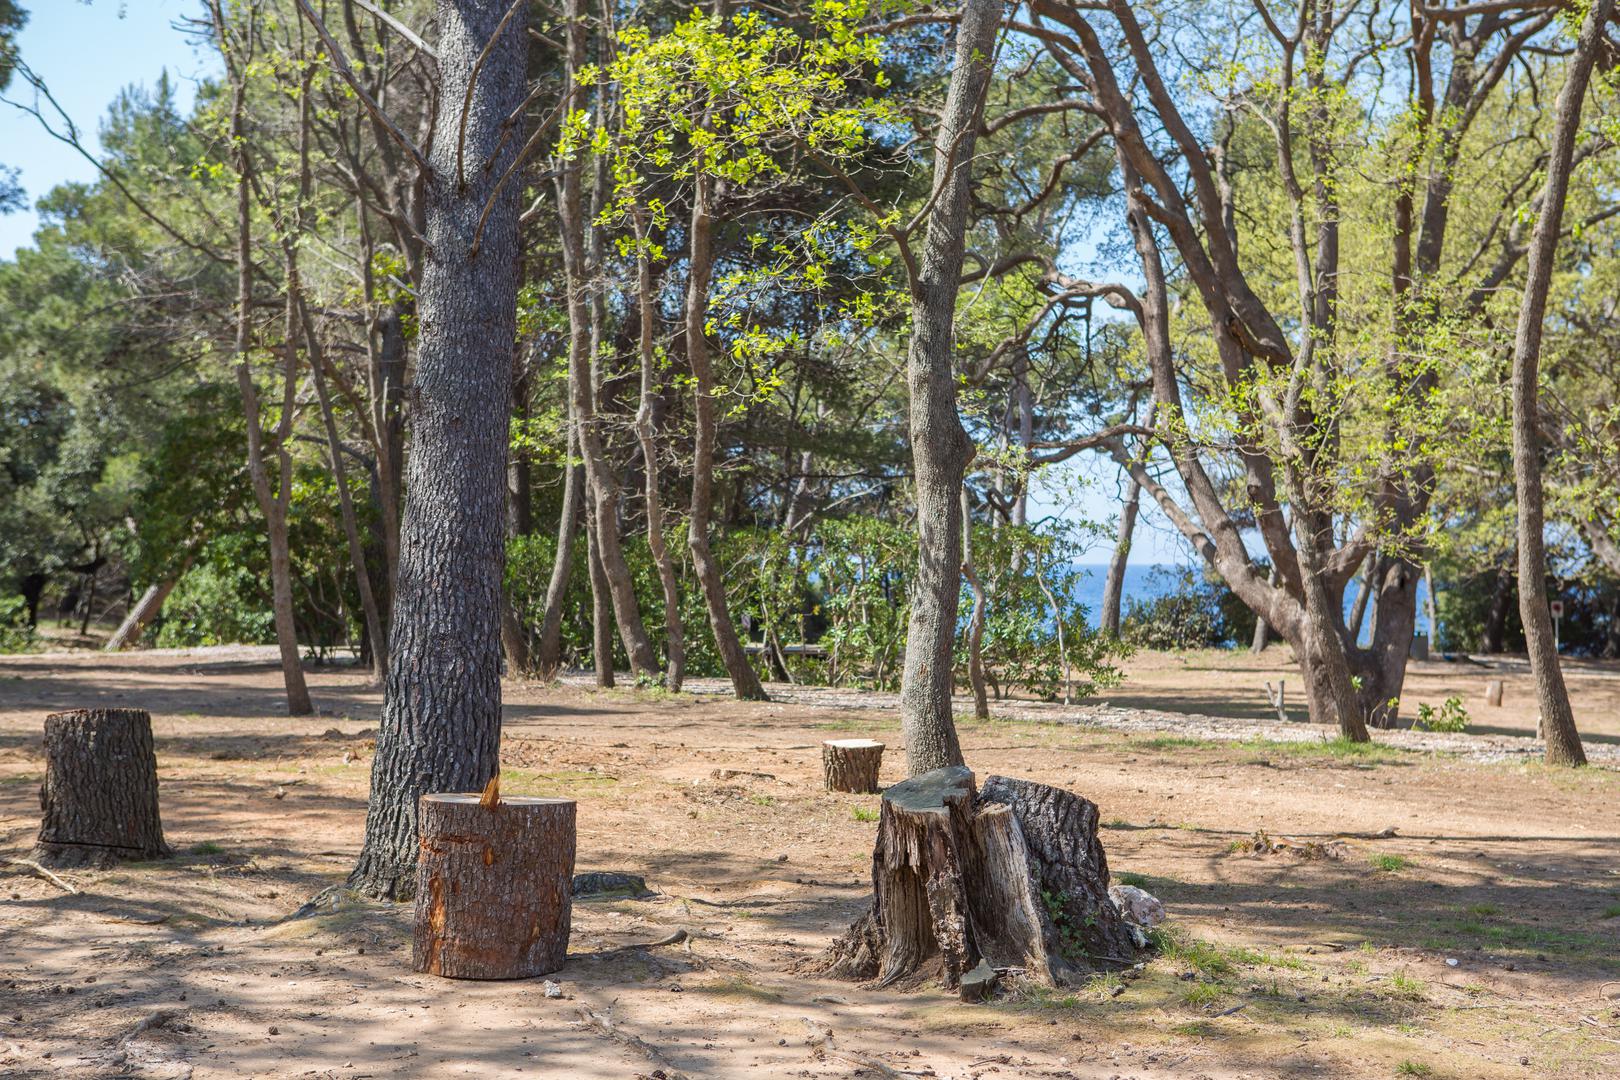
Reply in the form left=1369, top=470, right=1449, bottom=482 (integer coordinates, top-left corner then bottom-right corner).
left=2, top=646, right=1619, bottom=1079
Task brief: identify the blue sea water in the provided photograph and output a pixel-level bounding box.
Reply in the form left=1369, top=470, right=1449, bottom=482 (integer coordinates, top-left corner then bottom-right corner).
left=1069, top=562, right=1436, bottom=643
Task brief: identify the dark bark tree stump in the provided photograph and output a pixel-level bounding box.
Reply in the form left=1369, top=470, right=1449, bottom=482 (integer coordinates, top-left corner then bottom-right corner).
left=413, top=792, right=576, bottom=979
left=822, top=739, right=884, bottom=793
left=33, top=708, right=171, bottom=869
left=820, top=767, right=1138, bottom=991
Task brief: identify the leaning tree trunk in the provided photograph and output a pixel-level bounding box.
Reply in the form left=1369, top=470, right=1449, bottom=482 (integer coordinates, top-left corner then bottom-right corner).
left=1100, top=473, right=1140, bottom=637
left=685, top=134, right=767, bottom=702
left=34, top=709, right=171, bottom=869
left=103, top=568, right=186, bottom=652
left=822, top=767, right=1138, bottom=990
left=896, top=0, right=1001, bottom=776
left=413, top=790, right=575, bottom=979
left=1509, top=0, right=1611, bottom=767
left=347, top=0, right=529, bottom=900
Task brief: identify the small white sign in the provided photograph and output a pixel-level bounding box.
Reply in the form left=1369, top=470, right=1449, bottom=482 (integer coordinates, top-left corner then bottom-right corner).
left=1550, top=600, right=1565, bottom=619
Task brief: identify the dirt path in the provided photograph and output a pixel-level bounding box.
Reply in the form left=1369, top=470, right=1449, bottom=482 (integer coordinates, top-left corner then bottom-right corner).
left=2, top=649, right=1618, bottom=1078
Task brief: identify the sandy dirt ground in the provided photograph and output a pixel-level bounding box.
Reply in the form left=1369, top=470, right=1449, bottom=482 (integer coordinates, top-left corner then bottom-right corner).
left=2, top=646, right=1619, bottom=1079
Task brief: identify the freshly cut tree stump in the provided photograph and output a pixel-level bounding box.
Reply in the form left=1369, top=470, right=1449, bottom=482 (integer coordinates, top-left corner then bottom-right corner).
left=33, top=708, right=171, bottom=869
left=820, top=767, right=1138, bottom=990
left=822, top=739, right=884, bottom=793
left=413, top=791, right=576, bottom=979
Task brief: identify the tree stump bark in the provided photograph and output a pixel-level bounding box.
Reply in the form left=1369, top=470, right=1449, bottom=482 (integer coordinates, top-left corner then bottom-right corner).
left=820, top=767, right=1138, bottom=990
left=33, top=708, right=171, bottom=869
left=1485, top=679, right=1504, bottom=707
left=822, top=739, right=884, bottom=793
left=413, top=792, right=576, bottom=979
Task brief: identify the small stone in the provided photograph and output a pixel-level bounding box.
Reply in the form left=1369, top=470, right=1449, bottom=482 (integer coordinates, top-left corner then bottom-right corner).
left=542, top=980, right=563, bottom=999
left=1520, top=1057, right=1530, bottom=1066
left=268, top=1026, right=280, bottom=1036
left=1445, top=958, right=1459, bottom=967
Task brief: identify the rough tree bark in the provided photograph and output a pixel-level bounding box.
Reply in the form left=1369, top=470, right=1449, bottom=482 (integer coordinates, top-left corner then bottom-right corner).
left=34, top=708, right=171, bottom=869
left=634, top=211, right=685, bottom=690
left=103, top=572, right=185, bottom=652
left=1509, top=0, right=1611, bottom=766
left=345, top=0, right=530, bottom=899
left=822, top=739, right=885, bottom=794
left=822, top=767, right=1138, bottom=990
left=413, top=790, right=575, bottom=979
left=897, top=0, right=1001, bottom=775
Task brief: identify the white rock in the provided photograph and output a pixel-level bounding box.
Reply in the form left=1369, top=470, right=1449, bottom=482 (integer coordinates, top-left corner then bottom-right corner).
left=542, top=980, right=564, bottom=999
left=1109, top=884, right=1166, bottom=928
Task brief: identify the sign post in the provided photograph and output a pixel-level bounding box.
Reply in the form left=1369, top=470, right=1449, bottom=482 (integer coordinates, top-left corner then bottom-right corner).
left=1550, top=599, right=1564, bottom=653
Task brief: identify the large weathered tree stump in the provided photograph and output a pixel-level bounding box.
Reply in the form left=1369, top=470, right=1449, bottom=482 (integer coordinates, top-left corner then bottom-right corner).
left=821, top=767, right=1138, bottom=990
left=413, top=791, right=576, bottom=979
left=822, top=739, right=884, bottom=793
left=33, top=708, right=171, bottom=869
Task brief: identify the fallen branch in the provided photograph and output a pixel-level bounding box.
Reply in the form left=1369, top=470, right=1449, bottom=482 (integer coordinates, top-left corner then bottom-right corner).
left=577, top=1005, right=693, bottom=1080
left=4, top=857, right=80, bottom=895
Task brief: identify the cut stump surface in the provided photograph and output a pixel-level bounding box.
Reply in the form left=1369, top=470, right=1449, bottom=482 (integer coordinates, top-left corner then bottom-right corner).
left=413, top=793, right=576, bottom=980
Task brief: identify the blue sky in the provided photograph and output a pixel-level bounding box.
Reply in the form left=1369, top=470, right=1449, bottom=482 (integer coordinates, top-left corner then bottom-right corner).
left=0, top=0, right=212, bottom=256
left=0, top=1, right=1192, bottom=569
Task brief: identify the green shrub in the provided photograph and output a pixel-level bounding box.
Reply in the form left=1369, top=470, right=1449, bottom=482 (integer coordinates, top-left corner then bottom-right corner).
left=0, top=595, right=34, bottom=653
left=1413, top=695, right=1468, bottom=733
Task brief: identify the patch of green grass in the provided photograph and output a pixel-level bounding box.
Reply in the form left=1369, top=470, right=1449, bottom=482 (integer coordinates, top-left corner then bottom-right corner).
left=1115, top=871, right=1151, bottom=889
left=1395, top=1061, right=1433, bottom=1077
left=1465, top=903, right=1501, bottom=917
left=852, top=805, right=879, bottom=822
left=1180, top=982, right=1225, bottom=1007
left=1237, top=736, right=1411, bottom=764
left=1602, top=904, right=1620, bottom=920
left=686, top=975, right=782, bottom=1003
left=1008, top=984, right=1086, bottom=1011
left=1369, top=853, right=1411, bottom=873
left=1135, top=735, right=1220, bottom=752
left=1388, top=969, right=1428, bottom=1001
left=747, top=794, right=776, bottom=807
left=1171, top=1020, right=1219, bottom=1037
left=499, top=767, right=618, bottom=797
left=188, top=841, right=224, bottom=856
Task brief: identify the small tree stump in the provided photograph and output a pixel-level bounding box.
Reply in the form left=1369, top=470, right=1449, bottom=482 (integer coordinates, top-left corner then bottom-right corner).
left=1485, top=679, right=1504, bottom=707
left=820, top=767, right=1138, bottom=990
left=822, top=739, right=884, bottom=793
left=33, top=708, right=171, bottom=869
left=413, top=793, right=576, bottom=979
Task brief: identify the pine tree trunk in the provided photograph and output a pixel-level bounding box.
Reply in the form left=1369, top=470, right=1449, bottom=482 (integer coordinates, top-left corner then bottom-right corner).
left=961, top=488, right=990, bottom=720
left=413, top=793, right=575, bottom=979
left=347, top=0, right=529, bottom=900
left=1509, top=0, right=1610, bottom=767
left=34, top=708, right=171, bottom=869
left=585, top=510, right=616, bottom=688
left=821, top=768, right=1138, bottom=990
left=897, top=0, right=1001, bottom=776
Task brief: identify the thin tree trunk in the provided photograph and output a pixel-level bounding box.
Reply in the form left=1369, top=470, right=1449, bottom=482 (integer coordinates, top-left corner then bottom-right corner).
left=1346, top=556, right=1375, bottom=647
left=685, top=17, right=767, bottom=701
left=585, top=508, right=616, bottom=688
left=1510, top=0, right=1610, bottom=767
left=536, top=402, right=583, bottom=680
left=558, top=0, right=658, bottom=680
left=634, top=212, right=684, bottom=690
left=1100, top=473, right=1139, bottom=637
left=501, top=347, right=533, bottom=676
left=347, top=0, right=529, bottom=898
left=896, top=0, right=1001, bottom=775
left=1480, top=556, right=1514, bottom=654
left=961, top=488, right=989, bottom=720
left=217, top=32, right=312, bottom=717
left=103, top=572, right=184, bottom=652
